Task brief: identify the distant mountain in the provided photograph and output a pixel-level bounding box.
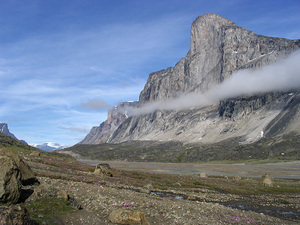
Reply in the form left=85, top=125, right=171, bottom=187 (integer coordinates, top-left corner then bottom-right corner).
left=32, top=142, right=66, bottom=152
left=0, top=122, right=18, bottom=140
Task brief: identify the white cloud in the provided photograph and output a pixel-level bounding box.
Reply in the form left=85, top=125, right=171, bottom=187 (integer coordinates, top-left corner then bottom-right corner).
left=134, top=49, right=300, bottom=115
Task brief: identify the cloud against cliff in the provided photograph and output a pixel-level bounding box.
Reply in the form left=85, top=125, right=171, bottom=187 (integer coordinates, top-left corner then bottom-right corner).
left=134, top=49, right=300, bottom=115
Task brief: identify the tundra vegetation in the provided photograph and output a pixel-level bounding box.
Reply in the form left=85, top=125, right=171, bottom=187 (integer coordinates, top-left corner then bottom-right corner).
left=0, top=135, right=299, bottom=224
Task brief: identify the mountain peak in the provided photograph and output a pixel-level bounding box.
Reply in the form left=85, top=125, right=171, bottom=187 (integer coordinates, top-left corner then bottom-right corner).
left=0, top=122, right=18, bottom=140
left=194, top=13, right=236, bottom=26
left=190, top=13, right=237, bottom=56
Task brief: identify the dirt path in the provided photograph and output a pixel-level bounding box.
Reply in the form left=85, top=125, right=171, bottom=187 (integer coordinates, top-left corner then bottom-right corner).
left=79, top=160, right=300, bottom=179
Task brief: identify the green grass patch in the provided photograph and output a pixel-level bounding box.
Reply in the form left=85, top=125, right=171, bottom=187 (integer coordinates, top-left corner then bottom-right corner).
left=25, top=198, right=76, bottom=224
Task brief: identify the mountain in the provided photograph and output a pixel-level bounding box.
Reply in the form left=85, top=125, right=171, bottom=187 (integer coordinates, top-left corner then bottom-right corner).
left=32, top=142, right=66, bottom=152
left=80, top=101, right=139, bottom=144
left=0, top=123, right=18, bottom=140
left=76, top=14, right=300, bottom=161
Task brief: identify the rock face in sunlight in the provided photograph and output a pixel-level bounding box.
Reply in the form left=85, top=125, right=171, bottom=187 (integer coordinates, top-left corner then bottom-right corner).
left=80, top=13, right=300, bottom=148
left=0, top=123, right=18, bottom=140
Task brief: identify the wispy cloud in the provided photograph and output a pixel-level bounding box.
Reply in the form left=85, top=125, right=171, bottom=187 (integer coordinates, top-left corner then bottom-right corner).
left=59, top=126, right=90, bottom=134
left=134, top=50, right=300, bottom=115
left=80, top=99, right=111, bottom=110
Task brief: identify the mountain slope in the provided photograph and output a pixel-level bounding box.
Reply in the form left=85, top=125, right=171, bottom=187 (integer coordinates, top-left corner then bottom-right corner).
left=79, top=14, right=300, bottom=156
left=0, top=123, right=18, bottom=140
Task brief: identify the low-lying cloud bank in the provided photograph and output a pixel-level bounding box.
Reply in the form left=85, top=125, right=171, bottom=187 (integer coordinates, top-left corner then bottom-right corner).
left=132, top=49, right=300, bottom=115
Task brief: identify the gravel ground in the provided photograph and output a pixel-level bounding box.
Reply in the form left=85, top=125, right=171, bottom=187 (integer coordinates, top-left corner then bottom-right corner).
left=33, top=176, right=297, bottom=224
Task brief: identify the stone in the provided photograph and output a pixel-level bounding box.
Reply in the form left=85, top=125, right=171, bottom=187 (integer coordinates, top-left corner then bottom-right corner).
left=109, top=208, right=150, bottom=225
left=233, top=176, right=242, bottom=180
left=0, top=205, right=37, bottom=225
left=143, top=183, right=153, bottom=190
left=261, top=173, right=273, bottom=187
left=199, top=173, right=208, bottom=178
left=0, top=149, right=38, bottom=185
left=94, top=163, right=113, bottom=177
left=30, top=151, right=41, bottom=157
left=57, top=190, right=69, bottom=200
left=0, top=156, right=22, bottom=203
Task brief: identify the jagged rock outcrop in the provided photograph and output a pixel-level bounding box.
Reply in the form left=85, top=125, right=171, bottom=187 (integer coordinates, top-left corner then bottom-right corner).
left=80, top=13, right=300, bottom=147
left=0, top=123, right=17, bottom=140
left=80, top=101, right=138, bottom=144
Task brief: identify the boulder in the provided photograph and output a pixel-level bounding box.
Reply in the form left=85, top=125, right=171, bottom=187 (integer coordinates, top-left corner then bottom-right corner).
left=94, top=163, right=113, bottom=177
left=233, top=176, right=242, bottom=180
left=0, top=205, right=37, bottom=225
left=0, top=149, right=38, bottom=185
left=199, top=173, right=208, bottom=178
left=143, top=183, right=153, bottom=190
left=0, top=156, right=22, bottom=203
left=30, top=151, right=41, bottom=157
left=261, top=173, right=273, bottom=187
left=109, top=208, right=150, bottom=225
left=57, top=190, right=69, bottom=200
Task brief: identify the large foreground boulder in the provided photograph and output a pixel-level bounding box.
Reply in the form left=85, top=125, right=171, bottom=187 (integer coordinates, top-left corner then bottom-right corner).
left=0, top=149, right=38, bottom=185
left=109, top=208, right=150, bottom=225
left=0, top=156, right=22, bottom=203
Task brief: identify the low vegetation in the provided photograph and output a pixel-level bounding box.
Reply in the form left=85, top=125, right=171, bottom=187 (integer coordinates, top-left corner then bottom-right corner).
left=1, top=133, right=299, bottom=223
left=64, top=133, right=300, bottom=163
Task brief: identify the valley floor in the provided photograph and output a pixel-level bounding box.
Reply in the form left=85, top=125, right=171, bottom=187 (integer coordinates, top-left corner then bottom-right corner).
left=19, top=152, right=300, bottom=224
left=79, top=159, right=300, bottom=180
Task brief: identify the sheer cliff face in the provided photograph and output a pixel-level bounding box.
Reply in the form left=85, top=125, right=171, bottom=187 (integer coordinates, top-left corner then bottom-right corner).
left=139, top=14, right=299, bottom=103
left=81, top=13, right=300, bottom=145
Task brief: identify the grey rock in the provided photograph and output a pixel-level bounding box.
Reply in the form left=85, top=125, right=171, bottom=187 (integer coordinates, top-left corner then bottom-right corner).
left=0, top=123, right=18, bottom=140
left=0, top=149, right=38, bottom=185
left=94, top=163, right=113, bottom=177
left=261, top=173, right=273, bottom=187
left=109, top=208, right=150, bottom=225
left=0, top=156, right=22, bottom=204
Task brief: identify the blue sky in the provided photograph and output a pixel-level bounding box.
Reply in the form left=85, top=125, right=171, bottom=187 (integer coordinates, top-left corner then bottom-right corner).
left=0, top=0, right=299, bottom=146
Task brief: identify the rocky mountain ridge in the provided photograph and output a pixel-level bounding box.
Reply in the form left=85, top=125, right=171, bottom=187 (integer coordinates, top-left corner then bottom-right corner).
left=80, top=13, right=300, bottom=149
left=0, top=122, right=18, bottom=140
left=80, top=101, right=138, bottom=144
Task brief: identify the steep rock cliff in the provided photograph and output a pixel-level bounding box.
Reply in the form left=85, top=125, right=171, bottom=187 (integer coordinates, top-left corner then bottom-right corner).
left=107, top=14, right=300, bottom=144
left=81, top=13, right=300, bottom=146
left=139, top=14, right=299, bottom=103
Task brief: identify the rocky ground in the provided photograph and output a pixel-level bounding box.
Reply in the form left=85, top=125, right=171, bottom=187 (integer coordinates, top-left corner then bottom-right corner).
left=2, top=149, right=300, bottom=224
left=30, top=176, right=298, bottom=225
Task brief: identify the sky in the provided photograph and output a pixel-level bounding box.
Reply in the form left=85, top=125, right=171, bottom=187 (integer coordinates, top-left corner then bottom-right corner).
left=0, top=0, right=300, bottom=146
